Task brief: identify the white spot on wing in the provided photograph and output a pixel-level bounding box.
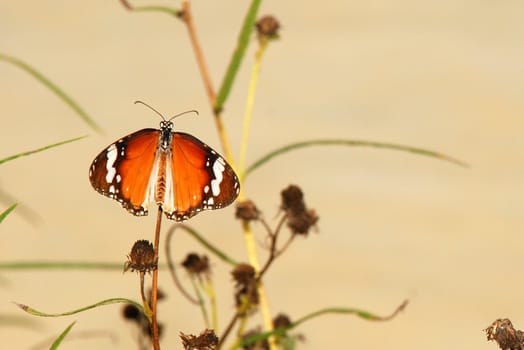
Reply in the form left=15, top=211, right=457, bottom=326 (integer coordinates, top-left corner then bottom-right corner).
left=105, top=144, right=118, bottom=183
left=210, top=157, right=225, bottom=196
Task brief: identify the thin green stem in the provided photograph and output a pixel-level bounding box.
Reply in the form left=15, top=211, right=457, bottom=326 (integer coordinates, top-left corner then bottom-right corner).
left=0, top=53, right=102, bottom=133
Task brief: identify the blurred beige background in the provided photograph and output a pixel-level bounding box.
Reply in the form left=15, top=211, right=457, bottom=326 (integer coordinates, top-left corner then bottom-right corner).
left=1, top=0, right=523, bottom=349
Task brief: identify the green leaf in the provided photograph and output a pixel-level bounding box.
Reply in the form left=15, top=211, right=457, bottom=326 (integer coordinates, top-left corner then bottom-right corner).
left=0, top=204, right=17, bottom=224
left=214, top=0, right=262, bottom=111
left=244, top=139, right=467, bottom=179
left=0, top=53, right=102, bottom=134
left=49, top=321, right=76, bottom=350
left=239, top=300, right=408, bottom=348
left=14, top=298, right=143, bottom=317
left=0, top=136, right=86, bottom=165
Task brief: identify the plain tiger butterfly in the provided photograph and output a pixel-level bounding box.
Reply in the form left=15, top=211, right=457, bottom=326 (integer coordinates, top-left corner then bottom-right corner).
left=89, top=102, right=240, bottom=221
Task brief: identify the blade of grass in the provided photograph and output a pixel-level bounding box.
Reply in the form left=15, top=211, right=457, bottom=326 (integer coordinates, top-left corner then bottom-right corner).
left=0, top=53, right=102, bottom=134
left=244, top=139, right=468, bottom=179
left=49, top=321, right=76, bottom=350
left=0, top=136, right=86, bottom=165
left=0, top=261, right=126, bottom=270
left=0, top=204, right=17, bottom=224
left=174, top=224, right=238, bottom=266
left=14, top=298, right=143, bottom=317
left=238, top=300, right=408, bottom=348
left=214, top=0, right=262, bottom=112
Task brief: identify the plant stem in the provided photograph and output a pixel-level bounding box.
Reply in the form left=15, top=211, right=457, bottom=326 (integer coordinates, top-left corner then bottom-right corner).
left=238, top=38, right=268, bottom=180
left=151, top=207, right=163, bottom=350
left=180, top=0, right=235, bottom=166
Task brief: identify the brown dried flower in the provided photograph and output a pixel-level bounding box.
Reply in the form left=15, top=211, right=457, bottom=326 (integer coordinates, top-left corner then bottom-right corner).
left=180, top=329, right=218, bottom=350
left=256, top=15, right=280, bottom=39
left=281, top=185, right=318, bottom=235
left=124, top=240, right=156, bottom=273
left=232, top=263, right=256, bottom=287
left=232, top=263, right=259, bottom=311
left=182, top=253, right=210, bottom=275
left=235, top=200, right=260, bottom=222
left=485, top=318, right=524, bottom=350
left=273, top=313, right=292, bottom=329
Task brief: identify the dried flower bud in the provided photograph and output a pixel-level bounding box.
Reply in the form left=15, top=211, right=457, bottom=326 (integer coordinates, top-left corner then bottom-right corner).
left=232, top=263, right=256, bottom=287
left=182, top=253, right=210, bottom=275
left=287, top=208, right=318, bottom=235
left=236, top=200, right=260, bottom=221
left=485, top=318, right=524, bottom=349
left=281, top=185, right=306, bottom=214
left=256, top=15, right=280, bottom=39
left=124, top=240, right=156, bottom=273
left=122, top=304, right=140, bottom=321
left=232, top=263, right=259, bottom=311
left=180, top=329, right=219, bottom=350
left=273, top=313, right=292, bottom=329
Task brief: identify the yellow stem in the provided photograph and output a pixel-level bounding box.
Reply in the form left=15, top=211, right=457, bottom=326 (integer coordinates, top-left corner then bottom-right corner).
left=238, top=38, right=268, bottom=180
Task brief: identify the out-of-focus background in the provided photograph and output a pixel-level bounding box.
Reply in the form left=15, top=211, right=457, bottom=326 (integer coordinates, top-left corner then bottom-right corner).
left=1, top=1, right=523, bottom=349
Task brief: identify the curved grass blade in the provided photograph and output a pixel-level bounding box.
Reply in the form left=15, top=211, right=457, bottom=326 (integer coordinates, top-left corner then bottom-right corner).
left=0, top=53, right=102, bottom=134
left=174, top=224, right=238, bottom=266
left=0, top=261, right=126, bottom=270
left=0, top=189, right=42, bottom=225
left=0, top=136, right=86, bottom=166
left=244, top=139, right=468, bottom=179
left=0, top=204, right=17, bottom=224
left=49, top=321, right=76, bottom=350
left=238, top=300, right=408, bottom=348
left=14, top=298, right=143, bottom=317
left=214, top=0, right=262, bottom=112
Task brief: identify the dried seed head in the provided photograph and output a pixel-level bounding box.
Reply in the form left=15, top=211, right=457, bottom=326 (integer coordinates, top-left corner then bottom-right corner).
left=124, top=240, right=156, bottom=273
left=287, top=208, right=319, bottom=235
left=232, top=263, right=259, bottom=311
left=236, top=200, right=260, bottom=222
left=281, top=185, right=306, bottom=214
left=182, top=253, right=210, bottom=275
left=232, top=263, right=256, bottom=287
left=485, top=318, right=524, bottom=350
left=273, top=313, right=292, bottom=329
left=122, top=304, right=140, bottom=321
left=180, top=329, right=219, bottom=350
left=281, top=185, right=319, bottom=235
left=256, top=15, right=280, bottom=39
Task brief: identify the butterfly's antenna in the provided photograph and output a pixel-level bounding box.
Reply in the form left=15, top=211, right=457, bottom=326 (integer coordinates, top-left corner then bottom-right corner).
left=168, top=110, right=199, bottom=122
left=134, top=100, right=167, bottom=121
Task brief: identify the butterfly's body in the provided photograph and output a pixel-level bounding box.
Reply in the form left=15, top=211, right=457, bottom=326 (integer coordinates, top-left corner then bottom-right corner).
left=89, top=120, right=240, bottom=221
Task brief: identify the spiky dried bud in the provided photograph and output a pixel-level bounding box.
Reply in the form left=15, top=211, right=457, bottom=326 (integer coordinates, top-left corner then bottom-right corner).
left=273, top=313, right=292, bottom=329
left=281, top=185, right=306, bottom=214
left=256, top=15, right=280, bottom=39
left=287, top=208, right=318, bottom=235
left=182, top=253, right=210, bottom=275
left=232, top=263, right=256, bottom=287
left=281, top=185, right=318, bottom=235
left=232, top=263, right=259, bottom=311
left=236, top=200, right=260, bottom=222
left=180, top=329, right=219, bottom=350
left=124, top=240, right=156, bottom=273
left=485, top=318, right=524, bottom=350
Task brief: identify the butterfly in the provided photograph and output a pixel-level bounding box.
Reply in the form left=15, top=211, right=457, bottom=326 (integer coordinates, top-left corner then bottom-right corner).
left=89, top=102, right=240, bottom=221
